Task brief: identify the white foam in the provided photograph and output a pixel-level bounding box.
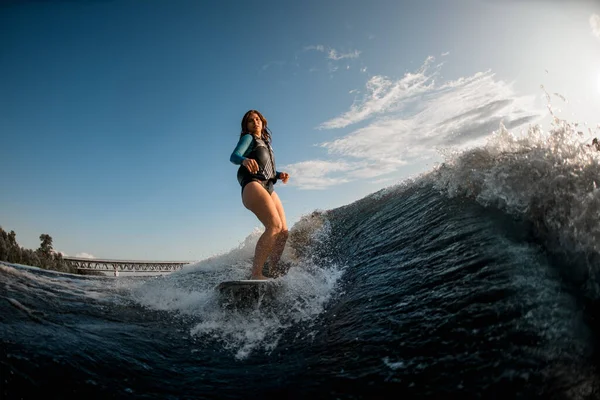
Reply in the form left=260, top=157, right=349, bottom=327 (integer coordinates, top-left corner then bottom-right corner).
left=431, top=116, right=600, bottom=255
left=383, top=356, right=406, bottom=370
left=187, top=261, right=344, bottom=360
left=130, top=216, right=345, bottom=359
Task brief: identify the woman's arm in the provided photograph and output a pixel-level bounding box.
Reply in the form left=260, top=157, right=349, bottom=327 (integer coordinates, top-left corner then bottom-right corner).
left=276, top=171, right=289, bottom=183
left=230, top=134, right=253, bottom=165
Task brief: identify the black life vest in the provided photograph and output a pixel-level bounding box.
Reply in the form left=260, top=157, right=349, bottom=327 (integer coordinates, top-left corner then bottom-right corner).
left=237, top=136, right=277, bottom=185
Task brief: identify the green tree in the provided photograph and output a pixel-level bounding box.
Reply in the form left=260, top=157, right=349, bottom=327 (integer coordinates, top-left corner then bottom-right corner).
left=0, top=232, right=7, bottom=261
left=5, top=230, right=18, bottom=263
left=1, top=226, right=78, bottom=274
left=8, top=246, right=21, bottom=264
left=38, top=234, right=53, bottom=258
left=8, top=230, right=17, bottom=247
left=23, top=248, right=40, bottom=268
left=54, top=252, right=70, bottom=273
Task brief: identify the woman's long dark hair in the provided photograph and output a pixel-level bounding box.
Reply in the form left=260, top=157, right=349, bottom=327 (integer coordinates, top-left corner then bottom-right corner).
left=240, top=110, right=272, bottom=143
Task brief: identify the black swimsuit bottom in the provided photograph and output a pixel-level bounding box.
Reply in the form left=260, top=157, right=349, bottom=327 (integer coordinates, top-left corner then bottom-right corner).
left=240, top=178, right=274, bottom=196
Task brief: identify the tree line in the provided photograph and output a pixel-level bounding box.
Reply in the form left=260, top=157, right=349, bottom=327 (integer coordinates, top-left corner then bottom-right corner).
left=0, top=226, right=77, bottom=274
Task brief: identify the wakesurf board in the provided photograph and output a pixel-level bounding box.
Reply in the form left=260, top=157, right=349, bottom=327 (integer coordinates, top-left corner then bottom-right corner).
left=216, top=279, right=282, bottom=308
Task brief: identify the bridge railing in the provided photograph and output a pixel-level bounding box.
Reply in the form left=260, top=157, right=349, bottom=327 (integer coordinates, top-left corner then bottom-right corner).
left=63, top=257, right=196, bottom=275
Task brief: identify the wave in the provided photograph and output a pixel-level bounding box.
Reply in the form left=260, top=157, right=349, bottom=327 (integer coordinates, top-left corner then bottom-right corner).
left=429, top=115, right=600, bottom=301
left=3, top=114, right=600, bottom=398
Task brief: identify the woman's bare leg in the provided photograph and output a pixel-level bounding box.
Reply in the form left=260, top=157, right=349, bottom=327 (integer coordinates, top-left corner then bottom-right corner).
left=267, top=191, right=288, bottom=273
left=242, top=182, right=283, bottom=279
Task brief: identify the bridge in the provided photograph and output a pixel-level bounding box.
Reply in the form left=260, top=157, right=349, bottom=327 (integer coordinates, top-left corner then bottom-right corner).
left=63, top=257, right=195, bottom=276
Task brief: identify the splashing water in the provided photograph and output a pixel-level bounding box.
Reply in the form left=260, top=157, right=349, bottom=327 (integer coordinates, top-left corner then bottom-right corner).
left=430, top=94, right=600, bottom=299
left=128, top=215, right=345, bottom=360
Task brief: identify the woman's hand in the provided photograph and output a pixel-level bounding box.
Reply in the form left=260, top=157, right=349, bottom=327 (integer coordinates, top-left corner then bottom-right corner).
left=279, top=172, right=290, bottom=184
left=242, top=158, right=259, bottom=174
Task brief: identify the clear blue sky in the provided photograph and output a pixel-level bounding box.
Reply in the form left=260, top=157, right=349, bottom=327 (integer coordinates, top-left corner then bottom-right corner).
left=2, top=0, right=599, bottom=261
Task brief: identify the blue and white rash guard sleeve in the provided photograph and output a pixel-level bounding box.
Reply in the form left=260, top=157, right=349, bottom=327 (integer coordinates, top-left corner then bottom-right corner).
left=230, top=134, right=253, bottom=165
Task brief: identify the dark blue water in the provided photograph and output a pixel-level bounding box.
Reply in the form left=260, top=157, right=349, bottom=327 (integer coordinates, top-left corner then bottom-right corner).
left=2, top=121, right=600, bottom=399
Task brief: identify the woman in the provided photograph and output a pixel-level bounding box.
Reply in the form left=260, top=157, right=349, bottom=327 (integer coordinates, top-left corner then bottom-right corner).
left=230, top=110, right=290, bottom=280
